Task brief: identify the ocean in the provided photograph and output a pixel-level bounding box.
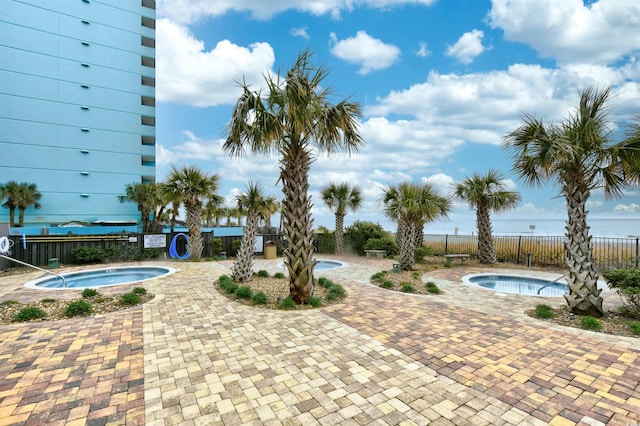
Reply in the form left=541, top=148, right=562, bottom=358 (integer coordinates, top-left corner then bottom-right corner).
left=423, top=217, right=640, bottom=238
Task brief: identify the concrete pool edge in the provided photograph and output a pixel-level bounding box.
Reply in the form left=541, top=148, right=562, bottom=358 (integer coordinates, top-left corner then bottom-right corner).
left=24, top=265, right=178, bottom=290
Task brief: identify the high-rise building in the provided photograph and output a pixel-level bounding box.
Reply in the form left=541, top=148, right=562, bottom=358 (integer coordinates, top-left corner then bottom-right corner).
left=0, top=0, right=156, bottom=226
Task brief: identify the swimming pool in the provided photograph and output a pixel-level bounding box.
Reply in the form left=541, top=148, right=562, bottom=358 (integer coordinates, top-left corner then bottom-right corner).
left=25, top=266, right=176, bottom=290
left=462, top=273, right=568, bottom=297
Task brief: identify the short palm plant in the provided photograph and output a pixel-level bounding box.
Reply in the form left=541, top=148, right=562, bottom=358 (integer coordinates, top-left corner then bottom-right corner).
left=321, top=182, right=362, bottom=254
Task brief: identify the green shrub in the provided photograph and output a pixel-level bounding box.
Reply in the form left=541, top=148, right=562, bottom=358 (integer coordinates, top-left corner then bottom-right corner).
left=400, top=283, right=415, bottom=293
left=602, top=268, right=640, bottom=318
left=274, top=272, right=285, bottom=279
left=252, top=291, right=268, bottom=305
left=120, top=292, right=141, bottom=305
left=0, top=300, right=19, bottom=306
left=363, top=237, right=398, bottom=256
left=315, top=232, right=336, bottom=254
left=379, top=279, right=394, bottom=289
left=580, top=316, right=602, bottom=331
left=371, top=271, right=388, bottom=281
left=279, top=296, right=296, bottom=310
left=81, top=288, right=99, bottom=298
left=629, top=322, right=640, bottom=335
left=309, top=296, right=322, bottom=308
left=414, top=246, right=433, bottom=263
left=208, top=238, right=223, bottom=256
left=235, top=285, right=253, bottom=299
left=40, top=298, right=56, bottom=304
left=65, top=300, right=93, bottom=317
left=13, top=306, right=47, bottom=322
left=231, top=239, right=242, bottom=256
left=535, top=304, right=555, bottom=319
left=326, top=284, right=346, bottom=301
left=425, top=282, right=442, bottom=294
left=344, top=221, right=388, bottom=255
left=318, top=277, right=333, bottom=288
left=412, top=271, right=420, bottom=279
left=70, top=246, right=106, bottom=264
left=256, top=270, right=270, bottom=278
left=132, top=287, right=147, bottom=295
left=222, top=282, right=238, bottom=294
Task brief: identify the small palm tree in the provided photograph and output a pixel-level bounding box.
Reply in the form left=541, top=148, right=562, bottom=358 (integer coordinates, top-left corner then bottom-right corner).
left=381, top=182, right=450, bottom=270
left=504, top=87, right=640, bottom=317
left=158, top=181, right=184, bottom=233
left=321, top=182, right=362, bottom=254
left=1, top=181, right=42, bottom=227
left=232, top=182, right=279, bottom=282
left=452, top=170, right=521, bottom=264
left=165, top=165, right=221, bottom=260
left=225, top=49, right=362, bottom=304
left=118, top=182, right=165, bottom=233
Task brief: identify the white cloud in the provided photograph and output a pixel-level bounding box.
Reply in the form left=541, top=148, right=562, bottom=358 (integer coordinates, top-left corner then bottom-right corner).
left=156, top=19, right=275, bottom=107
left=445, top=29, right=486, bottom=64
left=488, top=0, right=640, bottom=65
left=157, top=0, right=436, bottom=24
left=421, top=173, right=455, bottom=196
left=613, top=203, right=640, bottom=213
left=329, top=31, right=401, bottom=75
left=416, top=41, right=431, bottom=58
left=291, top=27, right=310, bottom=40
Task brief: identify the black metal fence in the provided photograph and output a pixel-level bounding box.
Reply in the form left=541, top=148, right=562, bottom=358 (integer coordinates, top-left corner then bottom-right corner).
left=1, top=232, right=638, bottom=272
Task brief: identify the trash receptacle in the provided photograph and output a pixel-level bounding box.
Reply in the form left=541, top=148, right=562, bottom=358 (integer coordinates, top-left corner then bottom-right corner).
left=264, top=241, right=277, bottom=259
left=220, top=251, right=227, bottom=260
left=48, top=258, right=60, bottom=269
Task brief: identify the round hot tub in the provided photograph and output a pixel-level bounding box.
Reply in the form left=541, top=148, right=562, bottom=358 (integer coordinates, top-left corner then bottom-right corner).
left=25, top=266, right=176, bottom=290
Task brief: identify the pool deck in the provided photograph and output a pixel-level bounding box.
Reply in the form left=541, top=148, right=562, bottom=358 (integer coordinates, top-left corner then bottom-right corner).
left=0, top=256, right=638, bottom=425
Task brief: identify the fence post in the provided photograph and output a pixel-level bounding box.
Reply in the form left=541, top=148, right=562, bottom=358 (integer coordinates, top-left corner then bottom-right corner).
left=636, top=238, right=639, bottom=268
left=516, top=235, right=522, bottom=264
left=445, top=235, right=449, bottom=255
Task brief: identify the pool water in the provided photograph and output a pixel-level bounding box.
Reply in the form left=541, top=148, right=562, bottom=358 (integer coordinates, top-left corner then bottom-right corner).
left=277, top=260, right=346, bottom=271
left=25, top=266, right=176, bottom=289
left=463, top=274, right=568, bottom=297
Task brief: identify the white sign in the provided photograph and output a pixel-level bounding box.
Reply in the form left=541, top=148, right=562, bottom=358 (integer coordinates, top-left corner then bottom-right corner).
left=144, top=234, right=166, bottom=248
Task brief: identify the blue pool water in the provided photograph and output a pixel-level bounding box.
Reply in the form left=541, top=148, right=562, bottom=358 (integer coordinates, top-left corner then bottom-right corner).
left=278, top=260, right=346, bottom=271
left=463, top=274, right=568, bottom=297
left=25, top=266, right=176, bottom=290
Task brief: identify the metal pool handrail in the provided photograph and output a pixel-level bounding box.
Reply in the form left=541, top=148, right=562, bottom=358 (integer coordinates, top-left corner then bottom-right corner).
left=0, top=254, right=67, bottom=287
left=536, top=273, right=567, bottom=295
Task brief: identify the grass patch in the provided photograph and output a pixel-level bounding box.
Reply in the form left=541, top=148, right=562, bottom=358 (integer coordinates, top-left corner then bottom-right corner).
left=535, top=304, right=555, bottom=319
left=40, top=298, right=57, bottom=304
left=256, top=270, right=270, bottom=278
left=274, top=272, right=285, bottom=279
left=309, top=296, right=322, bottom=308
left=318, top=277, right=333, bottom=288
left=400, top=283, right=416, bottom=293
left=379, top=279, right=394, bottom=289
left=235, top=285, right=253, bottom=300
left=120, top=292, right=141, bottom=305
left=13, top=307, right=47, bottom=322
left=81, top=288, right=99, bottom=298
left=252, top=291, right=268, bottom=305
left=132, top=287, right=147, bottom=295
left=580, top=316, right=602, bottom=331
left=628, top=322, right=640, bottom=335
left=278, top=296, right=296, bottom=310
left=424, top=281, right=442, bottom=294
left=65, top=300, right=93, bottom=317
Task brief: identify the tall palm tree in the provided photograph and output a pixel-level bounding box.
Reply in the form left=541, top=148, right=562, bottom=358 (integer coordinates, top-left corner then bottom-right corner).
left=504, top=87, right=640, bottom=317
left=1, top=181, right=21, bottom=227
left=118, top=182, right=164, bottom=232
left=321, top=182, right=362, bottom=254
left=1, top=181, right=42, bottom=227
left=224, top=49, right=362, bottom=304
left=381, top=182, right=450, bottom=270
left=260, top=197, right=280, bottom=230
left=158, top=181, right=184, bottom=233
left=452, top=170, right=521, bottom=264
left=232, top=182, right=279, bottom=282
left=165, top=164, right=220, bottom=260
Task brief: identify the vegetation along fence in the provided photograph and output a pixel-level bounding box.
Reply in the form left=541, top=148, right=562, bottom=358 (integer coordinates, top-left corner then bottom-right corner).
left=423, top=234, right=640, bottom=271
left=0, top=232, right=637, bottom=272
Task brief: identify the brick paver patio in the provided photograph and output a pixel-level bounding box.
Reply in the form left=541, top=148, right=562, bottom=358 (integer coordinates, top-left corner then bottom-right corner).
left=0, top=256, right=638, bottom=425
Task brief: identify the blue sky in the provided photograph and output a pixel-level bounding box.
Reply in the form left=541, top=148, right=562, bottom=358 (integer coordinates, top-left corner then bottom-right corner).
left=154, top=0, right=640, bottom=234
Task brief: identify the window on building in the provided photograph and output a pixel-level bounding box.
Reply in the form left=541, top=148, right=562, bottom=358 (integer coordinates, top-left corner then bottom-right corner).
left=141, top=36, right=155, bottom=49
left=142, top=135, right=156, bottom=146
left=141, top=56, right=155, bottom=68
left=142, top=76, right=155, bottom=87
left=142, top=0, right=155, bottom=10
left=142, top=17, right=155, bottom=29
left=141, top=96, right=156, bottom=107
left=141, top=116, right=155, bottom=126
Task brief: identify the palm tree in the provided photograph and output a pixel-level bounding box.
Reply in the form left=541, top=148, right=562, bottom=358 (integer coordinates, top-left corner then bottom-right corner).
left=381, top=182, right=450, bottom=270
left=452, top=170, right=521, bottom=264
left=158, top=181, right=184, bottom=233
left=118, top=182, right=164, bottom=232
left=231, top=182, right=279, bottom=282
left=1, top=181, right=42, bottom=227
left=321, top=182, right=362, bottom=254
left=504, top=87, right=640, bottom=317
left=165, top=164, right=220, bottom=260
left=224, top=49, right=362, bottom=304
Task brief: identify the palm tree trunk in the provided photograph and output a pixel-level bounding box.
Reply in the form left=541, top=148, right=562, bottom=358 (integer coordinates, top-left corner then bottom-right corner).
left=281, top=144, right=315, bottom=304
left=9, top=208, right=16, bottom=227
left=335, top=213, right=345, bottom=254
left=564, top=186, right=603, bottom=316
left=476, top=201, right=497, bottom=263
left=186, top=202, right=204, bottom=260
left=232, top=212, right=258, bottom=282
left=399, top=219, right=416, bottom=270
left=18, top=208, right=25, bottom=227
